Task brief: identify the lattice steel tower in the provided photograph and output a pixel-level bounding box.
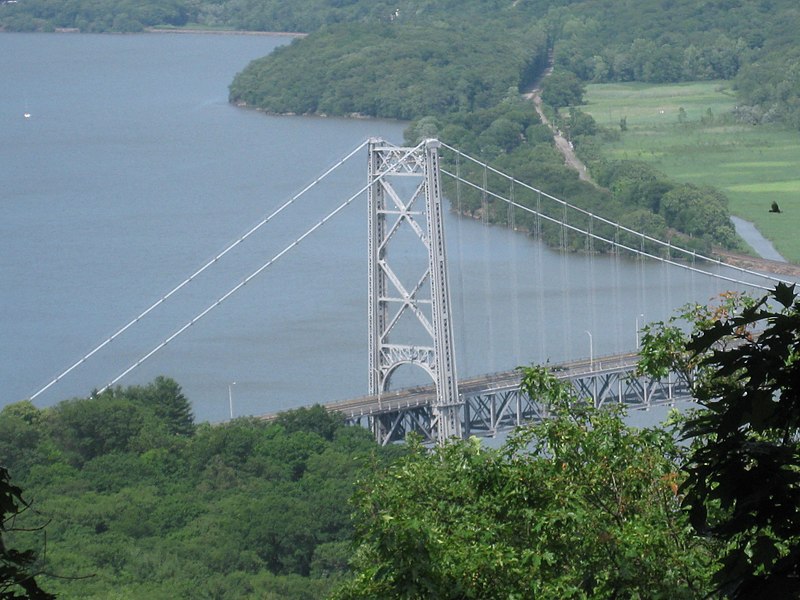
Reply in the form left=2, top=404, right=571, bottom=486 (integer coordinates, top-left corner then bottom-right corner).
left=367, top=138, right=461, bottom=444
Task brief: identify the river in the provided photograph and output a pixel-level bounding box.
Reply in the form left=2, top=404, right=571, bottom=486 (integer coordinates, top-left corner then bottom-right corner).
left=0, top=33, right=758, bottom=422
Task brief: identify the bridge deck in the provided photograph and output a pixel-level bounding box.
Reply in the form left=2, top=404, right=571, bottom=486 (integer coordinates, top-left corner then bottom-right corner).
left=260, top=351, right=642, bottom=422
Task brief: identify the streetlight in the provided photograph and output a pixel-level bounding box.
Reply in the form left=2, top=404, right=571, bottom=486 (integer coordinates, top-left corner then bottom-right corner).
left=636, top=313, right=645, bottom=349
left=228, top=381, right=236, bottom=420
left=585, top=330, right=593, bottom=371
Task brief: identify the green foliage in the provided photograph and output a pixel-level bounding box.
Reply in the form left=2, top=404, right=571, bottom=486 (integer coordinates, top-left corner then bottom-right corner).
left=0, top=384, right=398, bottom=599
left=333, top=367, right=715, bottom=598
left=124, top=376, right=195, bottom=437
left=541, top=69, right=585, bottom=108
left=659, top=183, right=738, bottom=248
left=735, top=47, right=800, bottom=130
left=589, top=159, right=741, bottom=251
left=273, top=404, right=343, bottom=441
left=0, top=403, right=43, bottom=475
left=230, top=20, right=548, bottom=120
left=40, top=377, right=193, bottom=467
left=0, top=467, right=54, bottom=600
left=545, top=0, right=800, bottom=129
left=681, top=283, right=800, bottom=597
left=637, top=284, right=800, bottom=597
left=47, top=395, right=149, bottom=466
left=0, top=0, right=189, bottom=32
left=637, top=291, right=758, bottom=386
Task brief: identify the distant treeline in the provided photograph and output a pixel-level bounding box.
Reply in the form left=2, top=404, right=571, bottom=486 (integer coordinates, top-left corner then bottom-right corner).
left=3, top=0, right=798, bottom=132
left=229, top=21, right=548, bottom=120
left=549, top=0, right=800, bottom=130
left=5, top=0, right=793, bottom=250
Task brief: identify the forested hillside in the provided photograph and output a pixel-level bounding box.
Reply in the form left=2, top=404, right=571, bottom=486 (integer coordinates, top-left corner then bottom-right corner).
left=5, top=0, right=774, bottom=251
left=1, top=379, right=402, bottom=598
left=3, top=0, right=798, bottom=130
left=228, top=22, right=547, bottom=120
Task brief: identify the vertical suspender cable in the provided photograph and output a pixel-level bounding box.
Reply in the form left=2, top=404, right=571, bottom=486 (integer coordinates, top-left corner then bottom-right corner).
left=613, top=225, right=623, bottom=353
left=560, top=201, right=573, bottom=363
left=637, top=233, right=647, bottom=334
left=453, top=152, right=469, bottom=375
left=481, top=163, right=496, bottom=371
left=536, top=191, right=546, bottom=361
left=588, top=214, right=597, bottom=361
left=665, top=240, right=673, bottom=323
left=509, top=178, right=521, bottom=364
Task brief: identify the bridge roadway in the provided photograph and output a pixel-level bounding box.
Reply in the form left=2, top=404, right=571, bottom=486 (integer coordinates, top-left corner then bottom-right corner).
left=318, top=352, right=640, bottom=420
left=260, top=351, right=692, bottom=444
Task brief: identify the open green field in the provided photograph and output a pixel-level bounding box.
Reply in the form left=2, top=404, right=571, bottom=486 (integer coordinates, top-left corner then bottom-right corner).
left=583, top=81, right=800, bottom=263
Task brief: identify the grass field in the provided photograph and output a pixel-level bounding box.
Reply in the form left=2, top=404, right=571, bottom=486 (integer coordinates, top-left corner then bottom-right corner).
left=582, top=81, right=800, bottom=263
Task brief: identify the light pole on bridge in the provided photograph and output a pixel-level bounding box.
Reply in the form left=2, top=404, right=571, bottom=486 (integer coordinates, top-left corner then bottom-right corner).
left=228, top=381, right=236, bottom=420
left=585, top=330, right=593, bottom=371
left=636, top=313, right=645, bottom=350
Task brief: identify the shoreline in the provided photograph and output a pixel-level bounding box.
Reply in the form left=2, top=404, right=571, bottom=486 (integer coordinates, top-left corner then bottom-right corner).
left=144, top=27, right=307, bottom=38
left=1, top=27, right=309, bottom=37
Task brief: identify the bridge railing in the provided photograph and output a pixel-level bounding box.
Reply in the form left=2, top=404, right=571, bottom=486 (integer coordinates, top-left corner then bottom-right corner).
left=259, top=351, right=692, bottom=445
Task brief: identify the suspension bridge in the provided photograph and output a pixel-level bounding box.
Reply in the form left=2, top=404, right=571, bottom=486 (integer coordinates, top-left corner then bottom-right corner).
left=27, top=138, right=795, bottom=444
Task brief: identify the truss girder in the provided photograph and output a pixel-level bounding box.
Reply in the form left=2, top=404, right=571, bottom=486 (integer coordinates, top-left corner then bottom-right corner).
left=341, top=358, right=693, bottom=442
left=367, top=139, right=461, bottom=444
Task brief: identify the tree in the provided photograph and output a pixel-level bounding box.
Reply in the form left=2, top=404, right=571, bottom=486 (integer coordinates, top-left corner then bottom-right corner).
left=273, top=405, right=343, bottom=442
left=0, top=467, right=54, bottom=600
left=126, top=376, right=195, bottom=437
left=47, top=395, right=148, bottom=466
left=639, top=283, right=800, bottom=597
left=540, top=69, right=585, bottom=108
left=0, top=403, right=43, bottom=475
left=604, top=169, right=744, bottom=250
left=333, top=366, right=714, bottom=599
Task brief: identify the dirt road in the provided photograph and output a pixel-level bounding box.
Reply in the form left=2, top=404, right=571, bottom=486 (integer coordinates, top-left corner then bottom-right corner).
left=525, top=91, right=593, bottom=183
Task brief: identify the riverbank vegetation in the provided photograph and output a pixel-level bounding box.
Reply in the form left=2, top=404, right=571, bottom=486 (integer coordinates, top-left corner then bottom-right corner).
left=228, top=21, right=547, bottom=120
left=404, top=94, right=737, bottom=255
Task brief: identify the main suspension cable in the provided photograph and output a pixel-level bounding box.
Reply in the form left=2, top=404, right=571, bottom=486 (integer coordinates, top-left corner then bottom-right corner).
left=442, top=169, right=778, bottom=292
left=31, top=139, right=370, bottom=400
left=440, top=142, right=794, bottom=288
left=97, top=142, right=424, bottom=394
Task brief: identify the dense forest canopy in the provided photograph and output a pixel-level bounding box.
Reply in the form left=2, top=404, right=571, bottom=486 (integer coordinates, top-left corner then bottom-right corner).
left=5, top=285, right=800, bottom=597
left=1, top=381, right=404, bottom=598
left=4, top=0, right=799, bottom=125
left=228, top=21, right=547, bottom=120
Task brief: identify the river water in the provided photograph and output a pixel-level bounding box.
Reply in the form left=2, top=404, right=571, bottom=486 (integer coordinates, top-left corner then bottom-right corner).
left=1, top=33, right=764, bottom=422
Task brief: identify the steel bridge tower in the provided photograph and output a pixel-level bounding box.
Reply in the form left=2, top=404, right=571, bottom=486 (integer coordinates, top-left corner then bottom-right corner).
left=367, top=138, right=461, bottom=444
